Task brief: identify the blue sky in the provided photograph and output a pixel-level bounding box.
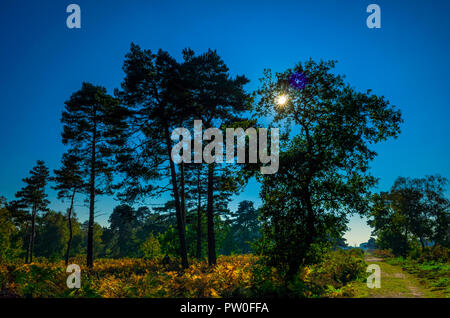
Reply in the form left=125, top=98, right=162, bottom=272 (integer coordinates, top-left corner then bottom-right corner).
left=0, top=0, right=449, bottom=246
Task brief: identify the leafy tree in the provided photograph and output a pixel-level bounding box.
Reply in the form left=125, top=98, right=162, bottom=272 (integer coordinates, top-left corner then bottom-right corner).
left=4, top=199, right=33, bottom=261
left=256, top=59, right=402, bottom=278
left=80, top=221, right=105, bottom=259
left=369, top=175, right=450, bottom=255
left=34, top=210, right=68, bottom=260
left=61, top=82, right=127, bottom=267
left=417, top=175, right=450, bottom=247
left=108, top=204, right=149, bottom=257
left=157, top=225, right=180, bottom=256
left=370, top=191, right=413, bottom=255
left=15, top=160, right=50, bottom=263
left=140, top=233, right=161, bottom=259
left=367, top=237, right=376, bottom=249
left=52, top=153, right=84, bottom=264
left=228, top=200, right=261, bottom=253
left=0, top=197, right=23, bottom=261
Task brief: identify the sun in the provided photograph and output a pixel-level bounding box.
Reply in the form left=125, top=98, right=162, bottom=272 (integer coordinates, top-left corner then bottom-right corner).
left=276, top=94, right=288, bottom=106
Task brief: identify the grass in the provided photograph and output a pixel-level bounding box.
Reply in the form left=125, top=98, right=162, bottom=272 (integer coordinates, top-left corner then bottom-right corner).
left=351, top=253, right=449, bottom=298
left=386, top=257, right=450, bottom=297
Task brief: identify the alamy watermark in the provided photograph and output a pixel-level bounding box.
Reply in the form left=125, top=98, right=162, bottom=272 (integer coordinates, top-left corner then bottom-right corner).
left=366, top=4, right=381, bottom=29
left=171, top=120, right=279, bottom=174
left=366, top=264, right=381, bottom=288
left=66, top=4, right=81, bottom=29
left=66, top=4, right=380, bottom=30
left=66, top=264, right=81, bottom=289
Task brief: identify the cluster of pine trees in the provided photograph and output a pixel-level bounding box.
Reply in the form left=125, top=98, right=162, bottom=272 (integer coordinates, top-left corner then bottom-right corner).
left=2, top=45, right=260, bottom=268
left=1, top=43, right=447, bottom=280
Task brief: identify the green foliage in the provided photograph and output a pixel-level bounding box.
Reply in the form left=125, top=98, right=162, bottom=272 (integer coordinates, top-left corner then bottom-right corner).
left=140, top=233, right=161, bottom=259
left=369, top=175, right=450, bottom=256
left=14, top=160, right=50, bottom=213
left=0, top=201, right=23, bottom=262
left=62, top=82, right=128, bottom=267
left=34, top=211, right=68, bottom=260
left=250, top=249, right=366, bottom=298
left=51, top=153, right=84, bottom=199
left=226, top=201, right=261, bottom=254
left=309, top=249, right=366, bottom=290
left=13, top=263, right=66, bottom=298
left=386, top=249, right=450, bottom=296
left=256, top=59, right=402, bottom=279
left=108, top=204, right=149, bottom=258
left=372, top=249, right=394, bottom=258
left=6, top=44, right=449, bottom=299
left=7, top=253, right=363, bottom=298
left=409, top=245, right=449, bottom=263
left=14, top=160, right=50, bottom=263
left=157, top=226, right=180, bottom=256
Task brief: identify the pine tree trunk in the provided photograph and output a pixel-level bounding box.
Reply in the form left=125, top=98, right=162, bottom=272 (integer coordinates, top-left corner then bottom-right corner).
left=66, top=189, right=76, bottom=266
left=165, top=125, right=188, bottom=269
left=24, top=221, right=30, bottom=264
left=180, top=162, right=186, bottom=225
left=196, top=167, right=202, bottom=259
left=29, top=206, right=36, bottom=263
left=87, top=119, right=97, bottom=268
left=206, top=163, right=216, bottom=266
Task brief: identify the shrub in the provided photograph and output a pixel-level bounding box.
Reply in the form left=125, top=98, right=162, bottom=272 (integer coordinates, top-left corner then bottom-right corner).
left=417, top=246, right=449, bottom=263
left=302, top=250, right=366, bottom=297
left=0, top=252, right=369, bottom=298
left=372, top=249, right=394, bottom=258
left=140, top=234, right=161, bottom=259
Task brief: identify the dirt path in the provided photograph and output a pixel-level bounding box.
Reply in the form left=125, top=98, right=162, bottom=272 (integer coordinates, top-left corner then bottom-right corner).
left=358, top=255, right=432, bottom=298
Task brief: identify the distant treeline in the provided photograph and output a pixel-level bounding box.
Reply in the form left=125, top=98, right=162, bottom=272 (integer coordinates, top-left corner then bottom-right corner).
left=0, top=198, right=260, bottom=262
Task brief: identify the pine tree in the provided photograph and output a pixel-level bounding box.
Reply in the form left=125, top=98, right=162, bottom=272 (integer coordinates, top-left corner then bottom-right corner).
left=15, top=160, right=50, bottom=263
left=182, top=49, right=251, bottom=265
left=117, top=45, right=190, bottom=268
left=61, top=82, right=127, bottom=267
left=52, top=153, right=84, bottom=265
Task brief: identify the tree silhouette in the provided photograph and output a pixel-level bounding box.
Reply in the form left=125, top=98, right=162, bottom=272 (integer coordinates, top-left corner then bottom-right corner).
left=61, top=82, right=127, bottom=267
left=229, top=200, right=260, bottom=254
left=256, top=59, right=402, bottom=278
left=52, top=153, right=84, bottom=265
left=117, top=44, right=191, bottom=268
left=181, top=49, right=251, bottom=265
left=369, top=175, right=450, bottom=255
left=15, top=160, right=50, bottom=263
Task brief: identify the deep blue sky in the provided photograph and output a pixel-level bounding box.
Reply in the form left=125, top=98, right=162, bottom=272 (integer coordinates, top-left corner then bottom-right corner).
left=0, top=0, right=449, bottom=245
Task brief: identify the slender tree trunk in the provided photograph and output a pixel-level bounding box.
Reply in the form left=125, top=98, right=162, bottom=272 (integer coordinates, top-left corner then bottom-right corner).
left=87, top=119, right=97, bottom=268
left=65, top=189, right=76, bottom=266
left=164, top=125, right=188, bottom=269
left=196, top=167, right=202, bottom=259
left=404, top=228, right=409, bottom=256
left=24, top=221, right=30, bottom=264
left=206, top=163, right=216, bottom=266
left=180, top=161, right=186, bottom=225
left=29, top=206, right=36, bottom=263
left=287, top=189, right=316, bottom=279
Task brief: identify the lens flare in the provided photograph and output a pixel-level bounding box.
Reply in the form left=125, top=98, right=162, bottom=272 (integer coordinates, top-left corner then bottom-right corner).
left=276, top=94, right=288, bottom=106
